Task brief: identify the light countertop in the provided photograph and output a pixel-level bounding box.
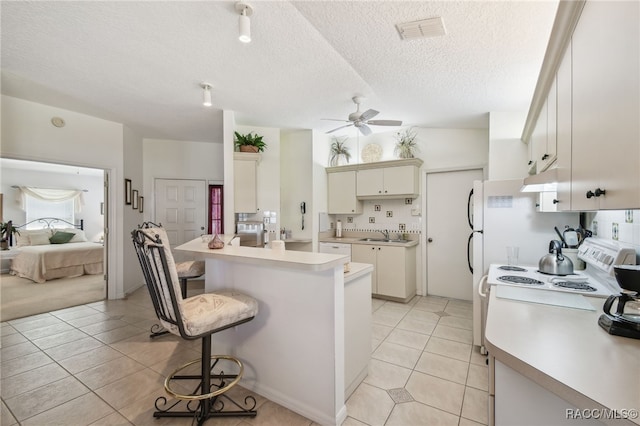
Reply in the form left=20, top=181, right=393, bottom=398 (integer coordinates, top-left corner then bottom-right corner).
left=175, top=235, right=348, bottom=272
left=485, top=290, right=640, bottom=425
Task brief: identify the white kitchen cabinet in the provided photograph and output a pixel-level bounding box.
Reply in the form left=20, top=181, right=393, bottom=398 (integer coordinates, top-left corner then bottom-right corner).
left=570, top=0, right=640, bottom=210
left=351, top=243, right=416, bottom=302
left=356, top=165, right=419, bottom=199
left=234, top=153, right=260, bottom=213
left=318, top=241, right=351, bottom=261
left=530, top=98, right=548, bottom=173
left=530, top=79, right=557, bottom=174
left=327, top=170, right=362, bottom=214
left=555, top=40, right=572, bottom=210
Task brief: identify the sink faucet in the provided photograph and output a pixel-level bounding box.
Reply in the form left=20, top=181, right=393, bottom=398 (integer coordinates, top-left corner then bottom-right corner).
left=379, top=229, right=390, bottom=239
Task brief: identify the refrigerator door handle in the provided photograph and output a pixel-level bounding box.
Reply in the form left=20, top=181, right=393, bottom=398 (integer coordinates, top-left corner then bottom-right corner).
left=467, top=188, right=474, bottom=230
left=467, top=230, right=483, bottom=273
left=478, top=274, right=489, bottom=298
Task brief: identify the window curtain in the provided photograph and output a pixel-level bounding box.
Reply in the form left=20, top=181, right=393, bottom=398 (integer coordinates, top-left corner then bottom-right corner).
left=16, top=186, right=85, bottom=213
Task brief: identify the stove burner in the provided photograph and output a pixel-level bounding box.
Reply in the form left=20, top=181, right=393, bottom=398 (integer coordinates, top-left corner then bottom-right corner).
left=553, top=281, right=597, bottom=292
left=498, top=266, right=527, bottom=272
left=497, top=275, right=544, bottom=285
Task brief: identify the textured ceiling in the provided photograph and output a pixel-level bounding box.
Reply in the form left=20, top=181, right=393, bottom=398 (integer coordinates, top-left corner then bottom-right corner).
left=0, top=1, right=558, bottom=142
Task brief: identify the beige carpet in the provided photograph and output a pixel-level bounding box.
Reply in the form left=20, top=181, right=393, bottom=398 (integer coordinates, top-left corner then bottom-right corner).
left=0, top=274, right=106, bottom=321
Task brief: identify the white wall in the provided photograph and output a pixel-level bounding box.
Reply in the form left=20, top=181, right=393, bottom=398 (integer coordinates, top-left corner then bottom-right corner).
left=123, top=126, right=144, bottom=295
left=281, top=130, right=313, bottom=242
left=0, top=95, right=129, bottom=299
left=0, top=165, right=104, bottom=241
left=488, top=111, right=530, bottom=180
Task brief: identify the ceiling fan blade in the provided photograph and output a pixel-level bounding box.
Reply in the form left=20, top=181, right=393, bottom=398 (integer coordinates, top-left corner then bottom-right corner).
left=321, top=118, right=351, bottom=123
left=358, top=124, right=372, bottom=136
left=359, top=109, right=379, bottom=121
left=366, top=120, right=403, bottom=126
left=326, top=124, right=354, bottom=134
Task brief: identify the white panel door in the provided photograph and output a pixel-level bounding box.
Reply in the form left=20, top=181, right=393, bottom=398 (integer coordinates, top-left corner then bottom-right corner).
left=155, top=179, right=206, bottom=248
left=426, top=168, right=483, bottom=300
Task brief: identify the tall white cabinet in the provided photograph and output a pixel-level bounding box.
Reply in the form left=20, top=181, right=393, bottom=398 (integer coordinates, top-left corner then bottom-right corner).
left=234, top=153, right=260, bottom=213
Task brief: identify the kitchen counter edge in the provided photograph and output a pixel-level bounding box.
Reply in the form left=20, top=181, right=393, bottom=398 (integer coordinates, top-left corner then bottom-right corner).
left=319, top=237, right=418, bottom=247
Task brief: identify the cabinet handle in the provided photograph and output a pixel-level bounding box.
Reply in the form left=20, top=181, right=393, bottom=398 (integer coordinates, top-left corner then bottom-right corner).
left=586, top=190, right=595, bottom=199
left=384, top=190, right=388, bottom=193
left=527, top=160, right=533, bottom=166
left=595, top=188, right=606, bottom=197
left=541, top=154, right=550, bottom=161
left=428, top=238, right=433, bottom=243
left=378, top=190, right=382, bottom=194
left=553, top=199, right=559, bottom=204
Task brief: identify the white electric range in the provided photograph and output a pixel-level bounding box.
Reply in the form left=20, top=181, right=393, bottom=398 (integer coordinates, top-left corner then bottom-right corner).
left=487, top=237, right=636, bottom=298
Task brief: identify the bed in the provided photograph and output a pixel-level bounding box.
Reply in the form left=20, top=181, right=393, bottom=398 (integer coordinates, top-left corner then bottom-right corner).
left=9, top=218, right=104, bottom=283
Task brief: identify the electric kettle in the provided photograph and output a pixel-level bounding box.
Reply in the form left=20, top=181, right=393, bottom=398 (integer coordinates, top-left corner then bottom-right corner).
left=538, top=240, right=574, bottom=275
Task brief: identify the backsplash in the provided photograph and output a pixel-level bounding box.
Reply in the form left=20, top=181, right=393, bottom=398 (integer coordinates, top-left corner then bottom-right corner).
left=586, top=210, right=640, bottom=260
left=332, top=198, right=422, bottom=234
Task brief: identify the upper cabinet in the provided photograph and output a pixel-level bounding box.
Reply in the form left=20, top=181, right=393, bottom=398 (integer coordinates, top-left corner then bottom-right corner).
left=234, top=152, right=260, bottom=213
left=356, top=165, right=419, bottom=199
left=326, top=159, right=423, bottom=209
left=570, top=0, right=640, bottom=210
left=522, top=0, right=639, bottom=211
left=327, top=170, right=362, bottom=214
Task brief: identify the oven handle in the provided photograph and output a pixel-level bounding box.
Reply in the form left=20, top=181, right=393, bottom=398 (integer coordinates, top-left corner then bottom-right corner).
left=478, top=275, right=489, bottom=298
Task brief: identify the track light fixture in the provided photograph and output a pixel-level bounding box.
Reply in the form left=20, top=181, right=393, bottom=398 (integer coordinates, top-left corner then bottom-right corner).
left=236, top=2, right=253, bottom=43
left=201, top=83, right=212, bottom=107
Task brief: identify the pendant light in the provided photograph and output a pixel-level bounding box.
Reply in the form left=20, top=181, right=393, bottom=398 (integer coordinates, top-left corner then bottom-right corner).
left=236, top=2, right=253, bottom=43
left=201, top=83, right=212, bottom=107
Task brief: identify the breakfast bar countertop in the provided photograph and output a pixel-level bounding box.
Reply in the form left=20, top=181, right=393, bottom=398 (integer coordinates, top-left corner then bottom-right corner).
left=175, top=235, right=348, bottom=272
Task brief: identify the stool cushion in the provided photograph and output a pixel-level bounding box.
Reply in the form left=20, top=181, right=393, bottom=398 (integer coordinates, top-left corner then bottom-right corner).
left=176, top=260, right=205, bottom=279
left=161, top=290, right=259, bottom=337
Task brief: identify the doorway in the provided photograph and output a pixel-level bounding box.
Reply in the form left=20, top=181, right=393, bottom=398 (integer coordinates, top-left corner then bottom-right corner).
left=425, top=168, right=483, bottom=300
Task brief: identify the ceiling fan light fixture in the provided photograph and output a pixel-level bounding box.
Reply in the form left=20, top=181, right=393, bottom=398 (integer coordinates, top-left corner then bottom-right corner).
left=236, top=2, right=253, bottom=43
left=201, top=83, right=212, bottom=107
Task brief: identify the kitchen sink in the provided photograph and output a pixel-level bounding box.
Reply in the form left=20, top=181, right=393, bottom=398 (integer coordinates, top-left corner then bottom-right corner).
left=358, top=238, right=407, bottom=243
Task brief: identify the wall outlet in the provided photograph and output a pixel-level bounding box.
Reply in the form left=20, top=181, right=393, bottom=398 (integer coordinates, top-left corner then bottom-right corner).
left=612, top=222, right=619, bottom=240
left=374, top=205, right=381, bottom=212
left=386, top=211, right=393, bottom=218
left=369, top=217, right=375, bottom=223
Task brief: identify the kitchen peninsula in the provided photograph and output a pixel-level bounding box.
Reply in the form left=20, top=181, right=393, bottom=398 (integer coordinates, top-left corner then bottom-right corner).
left=175, top=237, right=373, bottom=426
left=485, top=291, right=640, bottom=425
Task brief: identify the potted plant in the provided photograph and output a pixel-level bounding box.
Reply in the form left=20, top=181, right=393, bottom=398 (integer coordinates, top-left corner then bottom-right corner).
left=234, top=131, right=267, bottom=153
left=329, top=136, right=351, bottom=166
left=0, top=221, right=19, bottom=250
left=394, top=127, right=419, bottom=159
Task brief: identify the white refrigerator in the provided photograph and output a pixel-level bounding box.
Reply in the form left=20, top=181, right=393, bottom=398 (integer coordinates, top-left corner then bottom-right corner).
left=470, top=179, right=579, bottom=348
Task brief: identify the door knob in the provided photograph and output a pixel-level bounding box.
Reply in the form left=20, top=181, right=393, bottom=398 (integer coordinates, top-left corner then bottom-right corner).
left=428, top=238, right=433, bottom=243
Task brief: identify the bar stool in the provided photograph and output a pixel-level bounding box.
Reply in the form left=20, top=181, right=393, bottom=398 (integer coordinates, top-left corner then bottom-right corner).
left=176, top=260, right=205, bottom=298
left=132, top=224, right=259, bottom=424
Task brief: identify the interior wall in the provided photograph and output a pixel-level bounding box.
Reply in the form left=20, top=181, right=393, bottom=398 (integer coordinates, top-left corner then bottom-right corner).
left=280, top=130, right=313, bottom=242
left=312, top=130, right=331, bottom=249
left=0, top=95, right=127, bottom=298
left=0, top=165, right=104, bottom=241
left=488, top=111, right=529, bottom=180
left=123, top=126, right=144, bottom=295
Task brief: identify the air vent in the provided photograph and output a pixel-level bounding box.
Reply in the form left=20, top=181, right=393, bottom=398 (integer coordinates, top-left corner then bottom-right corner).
left=395, top=17, right=446, bottom=40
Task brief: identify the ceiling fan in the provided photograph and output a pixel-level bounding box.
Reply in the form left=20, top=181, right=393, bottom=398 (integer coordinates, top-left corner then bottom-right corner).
left=323, top=96, right=403, bottom=136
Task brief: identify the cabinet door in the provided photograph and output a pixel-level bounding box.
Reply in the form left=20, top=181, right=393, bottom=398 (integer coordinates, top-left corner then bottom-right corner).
left=531, top=99, right=548, bottom=172
left=376, top=246, right=406, bottom=298
left=234, top=159, right=257, bottom=213
left=383, top=166, right=417, bottom=196
left=328, top=171, right=362, bottom=214
left=356, top=168, right=384, bottom=196
left=351, top=244, right=377, bottom=293
left=555, top=41, right=572, bottom=209
left=572, top=1, right=640, bottom=210
left=545, top=77, right=557, bottom=169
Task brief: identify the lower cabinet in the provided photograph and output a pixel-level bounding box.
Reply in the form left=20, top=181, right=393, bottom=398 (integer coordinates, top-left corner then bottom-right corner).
left=351, top=244, right=416, bottom=302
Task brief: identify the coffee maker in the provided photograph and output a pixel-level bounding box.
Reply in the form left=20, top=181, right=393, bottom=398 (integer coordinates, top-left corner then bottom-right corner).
left=598, top=265, right=640, bottom=339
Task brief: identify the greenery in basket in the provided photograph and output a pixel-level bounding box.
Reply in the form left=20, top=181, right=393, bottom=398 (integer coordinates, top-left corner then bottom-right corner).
left=234, top=131, right=267, bottom=152
left=394, top=127, right=419, bottom=159
left=329, top=136, right=351, bottom=166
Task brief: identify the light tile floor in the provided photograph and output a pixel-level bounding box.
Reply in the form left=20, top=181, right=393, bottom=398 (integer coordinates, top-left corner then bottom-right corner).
left=1, top=285, right=487, bottom=426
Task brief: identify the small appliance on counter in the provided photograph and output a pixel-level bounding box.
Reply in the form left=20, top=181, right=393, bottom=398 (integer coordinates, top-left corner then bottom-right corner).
left=236, top=221, right=265, bottom=247
left=599, top=265, right=640, bottom=339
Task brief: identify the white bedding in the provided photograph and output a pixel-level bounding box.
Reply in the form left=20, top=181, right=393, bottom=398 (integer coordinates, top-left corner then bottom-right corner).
left=10, top=242, right=104, bottom=283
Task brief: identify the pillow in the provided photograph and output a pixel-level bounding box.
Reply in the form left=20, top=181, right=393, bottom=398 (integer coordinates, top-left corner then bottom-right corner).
left=15, top=229, right=52, bottom=247
left=30, top=232, right=52, bottom=246
left=49, top=231, right=75, bottom=244
left=54, top=228, right=88, bottom=243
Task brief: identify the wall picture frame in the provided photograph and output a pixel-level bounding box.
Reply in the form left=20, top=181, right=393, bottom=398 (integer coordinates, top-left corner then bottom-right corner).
left=125, top=179, right=132, bottom=205
left=139, top=196, right=144, bottom=213
left=132, top=190, right=139, bottom=209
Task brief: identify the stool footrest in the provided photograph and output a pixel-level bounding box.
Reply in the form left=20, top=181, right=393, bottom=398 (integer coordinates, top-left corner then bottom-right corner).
left=154, top=355, right=257, bottom=425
